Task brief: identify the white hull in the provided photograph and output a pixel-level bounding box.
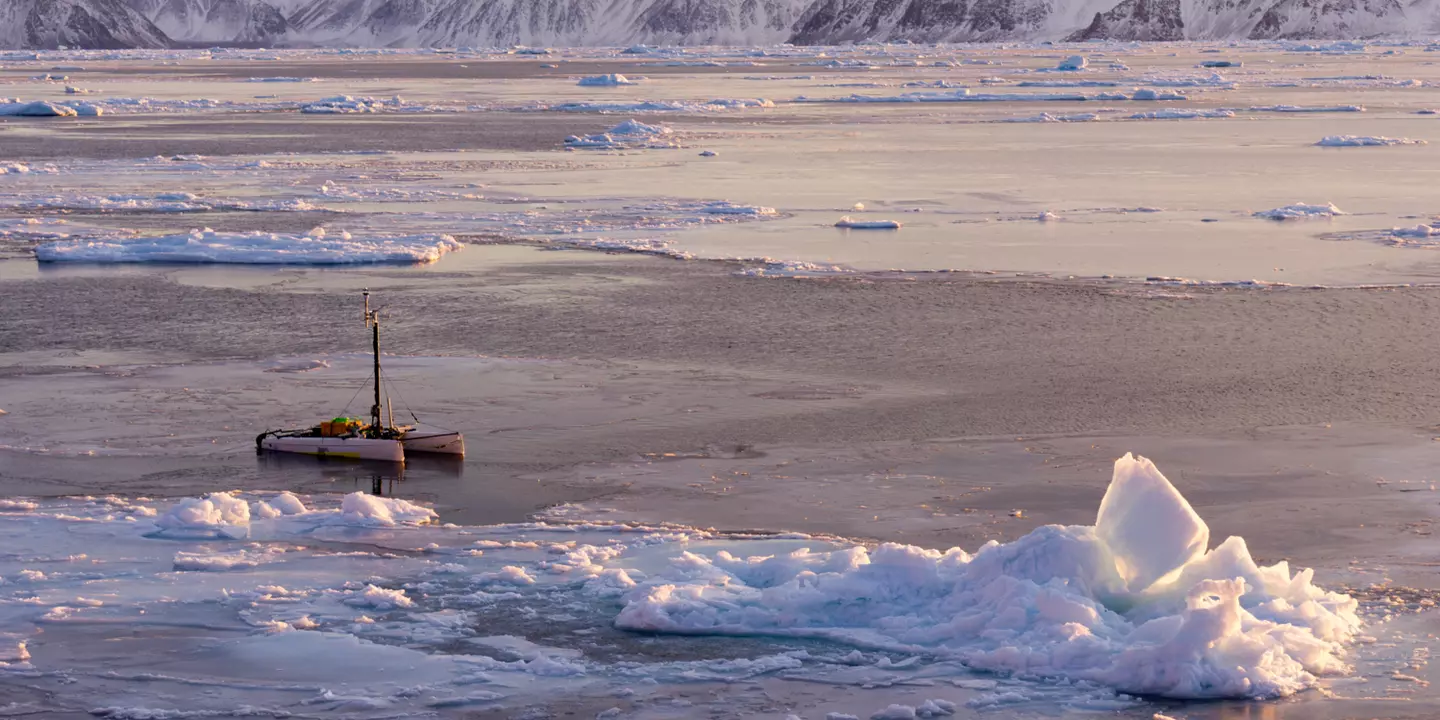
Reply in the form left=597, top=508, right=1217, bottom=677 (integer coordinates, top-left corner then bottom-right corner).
left=401, top=431, right=465, bottom=456
left=260, top=435, right=405, bottom=462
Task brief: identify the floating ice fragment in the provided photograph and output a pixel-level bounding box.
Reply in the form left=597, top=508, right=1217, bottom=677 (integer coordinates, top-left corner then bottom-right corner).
left=339, top=492, right=436, bottom=526
left=1250, top=105, right=1364, bottom=113
left=345, top=584, right=412, bottom=610
left=1316, top=135, right=1426, bottom=147
left=578, top=74, right=640, bottom=86
left=0, top=101, right=78, bottom=117
left=1131, top=89, right=1185, bottom=101
left=1253, top=203, right=1347, bottom=220
left=699, top=150, right=717, bottom=156
left=836, top=216, right=901, bottom=229
left=565, top=119, right=678, bottom=150
left=872, top=705, right=917, bottom=720
left=153, top=493, right=251, bottom=539
left=35, top=230, right=462, bottom=265
left=1129, top=109, right=1235, bottom=120
left=1003, top=112, right=1098, bottom=123
left=1056, top=55, right=1089, bottom=71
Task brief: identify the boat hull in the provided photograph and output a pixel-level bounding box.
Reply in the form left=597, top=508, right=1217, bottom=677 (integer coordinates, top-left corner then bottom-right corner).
left=401, top=431, right=465, bottom=456
left=260, top=435, right=405, bottom=462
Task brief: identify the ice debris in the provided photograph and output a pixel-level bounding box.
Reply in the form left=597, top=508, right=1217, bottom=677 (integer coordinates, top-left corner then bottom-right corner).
left=1056, top=55, right=1089, bottom=72
left=1316, top=135, right=1426, bottom=147
left=1253, top=203, right=1347, bottom=220
left=615, top=454, right=1362, bottom=700
left=34, top=229, right=462, bottom=265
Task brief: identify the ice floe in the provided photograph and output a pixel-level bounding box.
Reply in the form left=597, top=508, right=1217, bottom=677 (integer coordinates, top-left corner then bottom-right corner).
left=0, top=100, right=87, bottom=117
left=577, top=74, right=641, bottom=86
left=1128, top=109, right=1235, bottom=120
left=565, top=119, right=678, bottom=150
left=1003, top=112, right=1099, bottom=123
left=1250, top=105, right=1365, bottom=113
left=1253, top=203, right=1348, bottom=220
left=1316, top=135, right=1426, bottom=147
left=615, top=454, right=1361, bottom=699
left=836, top=216, right=901, bottom=229
left=301, top=95, right=405, bottom=114
left=34, top=228, right=462, bottom=265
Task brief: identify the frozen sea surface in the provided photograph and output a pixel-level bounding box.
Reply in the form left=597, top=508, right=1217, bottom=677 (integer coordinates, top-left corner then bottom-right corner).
left=9, top=44, right=1440, bottom=283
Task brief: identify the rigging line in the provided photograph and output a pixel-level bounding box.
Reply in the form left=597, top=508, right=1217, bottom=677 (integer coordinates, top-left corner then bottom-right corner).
left=378, top=365, right=427, bottom=427
left=338, top=375, right=370, bottom=417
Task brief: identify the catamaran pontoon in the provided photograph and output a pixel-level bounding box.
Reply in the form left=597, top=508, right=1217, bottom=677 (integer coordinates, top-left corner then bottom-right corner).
left=256, top=290, right=465, bottom=462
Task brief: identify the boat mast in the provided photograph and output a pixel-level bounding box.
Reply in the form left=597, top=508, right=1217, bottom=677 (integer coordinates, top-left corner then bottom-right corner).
left=364, top=289, right=382, bottom=429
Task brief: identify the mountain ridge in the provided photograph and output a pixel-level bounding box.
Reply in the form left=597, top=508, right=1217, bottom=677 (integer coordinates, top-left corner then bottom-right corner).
left=2, top=0, right=1434, bottom=49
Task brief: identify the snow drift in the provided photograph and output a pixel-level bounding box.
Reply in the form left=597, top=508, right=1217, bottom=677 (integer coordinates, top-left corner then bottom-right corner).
left=615, top=453, right=1361, bottom=699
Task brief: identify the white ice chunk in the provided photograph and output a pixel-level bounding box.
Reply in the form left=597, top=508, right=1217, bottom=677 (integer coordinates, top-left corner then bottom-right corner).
left=153, top=493, right=251, bottom=539
left=1128, top=109, right=1235, bottom=120
left=836, top=216, right=901, bottom=229
left=1095, top=453, right=1208, bottom=593
left=577, top=74, right=640, bottom=86
left=1316, top=135, right=1426, bottom=147
left=1253, top=203, right=1347, bottom=220
left=35, top=229, right=462, bottom=265
left=1056, top=55, right=1089, bottom=71
left=0, top=101, right=79, bottom=117
left=338, top=492, right=436, bottom=526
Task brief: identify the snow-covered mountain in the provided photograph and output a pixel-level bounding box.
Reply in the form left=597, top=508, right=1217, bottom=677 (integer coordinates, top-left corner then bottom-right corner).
left=122, top=0, right=289, bottom=44
left=2, top=0, right=1436, bottom=49
left=1, top=0, right=169, bottom=48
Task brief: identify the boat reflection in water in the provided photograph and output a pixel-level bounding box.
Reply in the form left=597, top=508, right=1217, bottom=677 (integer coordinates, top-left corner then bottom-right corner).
left=255, top=451, right=464, bottom=497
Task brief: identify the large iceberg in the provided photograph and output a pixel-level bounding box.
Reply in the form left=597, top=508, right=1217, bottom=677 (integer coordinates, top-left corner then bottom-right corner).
left=615, top=454, right=1361, bottom=699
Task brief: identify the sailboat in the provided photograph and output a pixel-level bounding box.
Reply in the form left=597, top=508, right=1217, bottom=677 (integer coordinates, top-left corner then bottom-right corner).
left=256, top=290, right=465, bottom=463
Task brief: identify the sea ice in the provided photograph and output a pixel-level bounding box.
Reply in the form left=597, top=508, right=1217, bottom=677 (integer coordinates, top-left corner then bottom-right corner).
left=1128, top=109, right=1235, bottom=120
left=34, top=229, right=462, bottom=265
left=836, top=216, right=901, bottom=229
left=339, top=492, right=436, bottom=526
left=1055, top=55, right=1089, bottom=71
left=1253, top=203, right=1348, bottom=220
left=577, top=74, right=640, bottom=86
left=301, top=95, right=403, bottom=114
left=615, top=454, right=1361, bottom=699
left=565, top=118, right=677, bottom=150
left=153, top=492, right=251, bottom=539
left=1316, top=135, right=1426, bottom=147
left=0, top=100, right=79, bottom=117
left=1250, top=105, right=1365, bottom=113
left=1130, top=89, right=1186, bottom=101
left=1003, top=112, right=1099, bottom=123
